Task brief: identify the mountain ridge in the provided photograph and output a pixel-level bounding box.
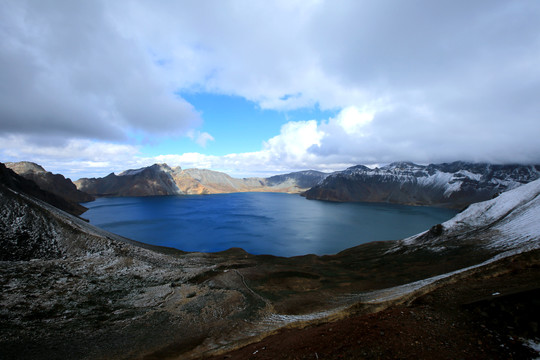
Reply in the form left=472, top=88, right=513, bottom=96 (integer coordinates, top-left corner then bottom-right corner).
left=6, top=161, right=95, bottom=204
left=303, top=161, right=540, bottom=209
left=0, top=162, right=91, bottom=216
left=75, top=164, right=329, bottom=197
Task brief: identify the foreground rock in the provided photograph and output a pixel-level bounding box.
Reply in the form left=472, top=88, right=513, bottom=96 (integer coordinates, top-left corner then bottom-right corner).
left=303, top=161, right=540, bottom=209
left=1, top=169, right=539, bottom=358
left=75, top=163, right=328, bottom=197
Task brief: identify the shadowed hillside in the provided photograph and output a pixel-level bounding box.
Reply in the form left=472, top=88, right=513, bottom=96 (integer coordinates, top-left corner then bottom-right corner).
left=303, top=162, right=540, bottom=209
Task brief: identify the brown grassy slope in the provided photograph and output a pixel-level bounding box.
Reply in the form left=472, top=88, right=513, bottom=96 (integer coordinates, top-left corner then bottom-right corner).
left=205, top=249, right=540, bottom=360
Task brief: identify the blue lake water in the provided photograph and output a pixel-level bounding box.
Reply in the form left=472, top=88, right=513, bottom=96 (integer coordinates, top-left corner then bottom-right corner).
left=82, top=192, right=458, bottom=257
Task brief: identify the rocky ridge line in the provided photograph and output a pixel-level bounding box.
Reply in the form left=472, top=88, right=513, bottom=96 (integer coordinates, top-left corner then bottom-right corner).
left=303, top=161, right=540, bottom=208
left=0, top=162, right=91, bottom=216
left=75, top=163, right=328, bottom=197
left=6, top=161, right=94, bottom=214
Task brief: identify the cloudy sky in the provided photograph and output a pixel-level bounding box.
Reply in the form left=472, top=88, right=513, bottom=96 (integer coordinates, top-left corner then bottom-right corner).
left=1, top=0, right=539, bottom=179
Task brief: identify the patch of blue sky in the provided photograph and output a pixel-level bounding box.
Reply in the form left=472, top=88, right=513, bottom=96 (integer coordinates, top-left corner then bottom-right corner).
left=139, top=92, right=338, bottom=157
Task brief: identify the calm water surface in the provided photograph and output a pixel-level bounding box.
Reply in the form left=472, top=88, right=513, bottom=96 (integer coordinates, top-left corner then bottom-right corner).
left=83, top=193, right=457, bottom=257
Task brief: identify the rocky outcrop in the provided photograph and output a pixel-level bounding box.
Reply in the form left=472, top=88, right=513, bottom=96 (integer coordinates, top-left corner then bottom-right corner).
left=75, top=163, right=182, bottom=197
left=179, top=168, right=264, bottom=193
left=303, top=161, right=540, bottom=209
left=6, top=161, right=95, bottom=211
left=265, top=170, right=328, bottom=190
left=0, top=162, right=90, bottom=216
left=76, top=164, right=329, bottom=197
left=6, top=161, right=94, bottom=203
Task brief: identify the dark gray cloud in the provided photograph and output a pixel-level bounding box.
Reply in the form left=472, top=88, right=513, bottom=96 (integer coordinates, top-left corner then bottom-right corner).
left=301, top=0, right=540, bottom=164
left=0, top=0, right=201, bottom=141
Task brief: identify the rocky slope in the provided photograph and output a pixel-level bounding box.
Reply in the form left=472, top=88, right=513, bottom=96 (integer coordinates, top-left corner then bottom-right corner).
left=265, top=170, right=328, bottom=189
left=0, top=162, right=90, bottom=216
left=303, top=161, right=540, bottom=209
left=75, top=163, right=328, bottom=197
left=6, top=161, right=94, bottom=204
left=75, top=163, right=183, bottom=197
left=1, top=166, right=539, bottom=359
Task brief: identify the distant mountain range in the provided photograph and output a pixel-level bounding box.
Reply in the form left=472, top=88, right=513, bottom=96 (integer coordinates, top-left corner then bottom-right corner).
left=75, top=164, right=329, bottom=197
left=303, top=161, right=540, bottom=209
left=4, top=160, right=540, bottom=212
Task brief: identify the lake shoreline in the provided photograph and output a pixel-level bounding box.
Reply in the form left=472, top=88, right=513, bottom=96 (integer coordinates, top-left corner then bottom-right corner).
left=82, top=192, right=457, bottom=257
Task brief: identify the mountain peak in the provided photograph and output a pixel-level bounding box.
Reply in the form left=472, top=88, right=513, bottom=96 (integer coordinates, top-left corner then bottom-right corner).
left=346, top=165, right=371, bottom=172
left=387, top=161, right=420, bottom=168
left=304, top=161, right=540, bottom=208
left=6, top=161, right=46, bottom=174
left=151, top=163, right=172, bottom=170
left=118, top=163, right=176, bottom=176
left=1, top=162, right=92, bottom=216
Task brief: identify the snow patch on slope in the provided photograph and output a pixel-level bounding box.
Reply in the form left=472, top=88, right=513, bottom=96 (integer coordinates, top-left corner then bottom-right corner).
left=444, top=178, right=540, bottom=231
left=397, top=179, right=540, bottom=253
left=335, top=163, right=539, bottom=199
left=118, top=168, right=146, bottom=176
left=489, top=191, right=540, bottom=250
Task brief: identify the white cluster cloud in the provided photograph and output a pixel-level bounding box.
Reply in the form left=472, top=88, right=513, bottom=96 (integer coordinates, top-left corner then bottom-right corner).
left=145, top=107, right=399, bottom=177
left=0, top=134, right=141, bottom=178
left=187, top=130, right=215, bottom=148
left=1, top=0, right=540, bottom=178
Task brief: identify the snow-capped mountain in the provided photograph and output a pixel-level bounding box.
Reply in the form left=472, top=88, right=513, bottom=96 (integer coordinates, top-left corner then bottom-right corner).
left=303, top=161, right=540, bottom=208
left=392, top=177, right=540, bottom=255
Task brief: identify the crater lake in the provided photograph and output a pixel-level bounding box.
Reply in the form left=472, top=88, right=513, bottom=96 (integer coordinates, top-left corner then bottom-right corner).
left=82, top=192, right=458, bottom=257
